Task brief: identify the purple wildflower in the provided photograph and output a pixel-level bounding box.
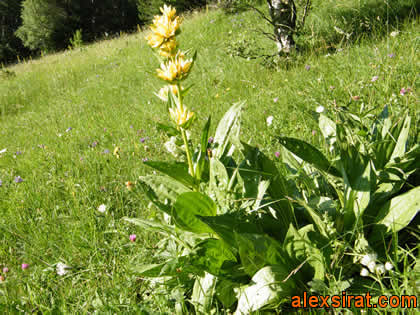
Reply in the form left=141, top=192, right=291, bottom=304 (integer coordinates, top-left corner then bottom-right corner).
left=273, top=97, right=279, bottom=103
left=91, top=141, right=98, bottom=148
left=305, top=65, right=311, bottom=71
left=14, top=176, right=23, bottom=183
left=129, top=234, right=137, bottom=242
left=66, top=127, right=72, bottom=132
left=140, top=137, right=146, bottom=143
left=0, top=179, right=2, bottom=187
left=208, top=137, right=214, bottom=144
left=21, top=263, right=29, bottom=270
left=371, top=76, right=379, bottom=82
left=103, top=149, right=110, bottom=154
left=130, top=125, right=133, bottom=129
left=387, top=53, right=395, bottom=58
left=312, top=130, right=316, bottom=136
left=275, top=152, right=280, bottom=158
left=142, top=158, right=149, bottom=162
left=400, top=87, right=411, bottom=96
left=15, top=151, right=23, bottom=155
left=2, top=267, right=8, bottom=273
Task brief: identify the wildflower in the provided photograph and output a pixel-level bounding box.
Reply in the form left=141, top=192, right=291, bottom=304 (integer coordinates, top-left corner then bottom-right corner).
left=129, top=234, right=137, bottom=242
left=385, top=262, right=393, bottom=271
left=140, top=137, right=146, bottom=143
left=361, top=253, right=377, bottom=267
left=160, top=4, right=176, bottom=19
left=388, top=53, right=395, bottom=58
left=360, top=268, right=369, bottom=277
left=159, top=37, right=178, bottom=57
left=155, top=84, right=180, bottom=102
left=0, top=179, right=2, bottom=187
left=367, top=261, right=376, bottom=273
left=273, top=97, right=279, bottom=103
left=165, top=136, right=182, bottom=158
left=275, top=152, right=280, bottom=158
left=157, top=53, right=193, bottom=82
left=208, top=137, right=214, bottom=144
left=316, top=106, right=325, bottom=113
left=0, top=148, right=6, bottom=154
left=125, top=181, right=134, bottom=191
left=21, top=263, right=29, bottom=270
left=371, top=76, right=379, bottom=82
left=305, top=65, right=311, bottom=71
left=103, top=149, right=110, bottom=154
left=312, top=130, right=316, bottom=136
left=66, top=127, right=72, bottom=132
left=98, top=204, right=107, bottom=213
left=113, top=146, right=120, bottom=159
left=15, top=151, right=22, bottom=155
left=2, top=267, right=8, bottom=273
left=375, top=264, right=385, bottom=275
left=142, top=158, right=149, bottom=162
left=169, top=104, right=195, bottom=129
left=56, top=262, right=70, bottom=276
left=400, top=87, right=411, bottom=96
left=14, top=176, right=23, bottom=183
left=266, top=116, right=274, bottom=127
left=390, top=31, right=399, bottom=37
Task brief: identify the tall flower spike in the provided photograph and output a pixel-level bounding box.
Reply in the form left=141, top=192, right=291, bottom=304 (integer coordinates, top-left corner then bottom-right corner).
left=169, top=104, right=194, bottom=129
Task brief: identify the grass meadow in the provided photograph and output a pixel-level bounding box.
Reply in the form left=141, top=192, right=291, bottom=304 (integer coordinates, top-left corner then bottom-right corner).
left=0, top=0, right=418, bottom=313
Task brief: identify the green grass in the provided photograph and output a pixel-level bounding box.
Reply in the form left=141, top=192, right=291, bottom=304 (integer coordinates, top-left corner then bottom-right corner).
left=0, top=0, right=419, bottom=312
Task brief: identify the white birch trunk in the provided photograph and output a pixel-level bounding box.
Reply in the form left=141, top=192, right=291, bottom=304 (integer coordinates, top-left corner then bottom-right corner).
left=267, top=0, right=296, bottom=54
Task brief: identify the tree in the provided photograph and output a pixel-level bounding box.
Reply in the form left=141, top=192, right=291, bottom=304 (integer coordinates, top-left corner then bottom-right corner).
left=16, top=0, right=68, bottom=51
left=0, top=0, right=28, bottom=64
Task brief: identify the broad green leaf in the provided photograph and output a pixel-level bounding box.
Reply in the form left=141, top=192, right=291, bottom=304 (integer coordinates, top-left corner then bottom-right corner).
left=156, top=122, right=180, bottom=137
left=294, top=199, right=328, bottom=238
left=319, top=114, right=336, bottom=142
left=195, top=116, right=211, bottom=181
left=209, top=158, right=229, bottom=190
left=235, top=233, right=290, bottom=276
left=235, top=265, right=296, bottom=314
left=284, top=224, right=326, bottom=281
left=139, top=175, right=191, bottom=214
left=144, top=161, right=196, bottom=188
left=173, top=192, right=217, bottom=233
left=213, top=102, right=243, bottom=159
left=390, top=115, right=411, bottom=162
left=191, top=272, right=217, bottom=314
left=278, top=137, right=341, bottom=177
left=193, top=238, right=236, bottom=275
left=371, top=186, right=420, bottom=240
left=215, top=279, right=237, bottom=308
left=123, top=217, right=175, bottom=237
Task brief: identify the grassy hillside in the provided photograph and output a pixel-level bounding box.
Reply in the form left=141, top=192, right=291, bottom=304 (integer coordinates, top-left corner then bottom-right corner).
left=0, top=0, right=418, bottom=312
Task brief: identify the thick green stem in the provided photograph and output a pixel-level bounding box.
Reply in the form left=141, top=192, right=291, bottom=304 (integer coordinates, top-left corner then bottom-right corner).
left=181, top=128, right=194, bottom=178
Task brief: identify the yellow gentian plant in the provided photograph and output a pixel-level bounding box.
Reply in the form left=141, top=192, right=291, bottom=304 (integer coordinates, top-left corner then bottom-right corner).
left=145, top=5, right=196, bottom=177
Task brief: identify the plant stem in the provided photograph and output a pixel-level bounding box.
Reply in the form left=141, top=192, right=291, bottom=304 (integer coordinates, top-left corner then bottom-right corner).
left=181, top=128, right=194, bottom=178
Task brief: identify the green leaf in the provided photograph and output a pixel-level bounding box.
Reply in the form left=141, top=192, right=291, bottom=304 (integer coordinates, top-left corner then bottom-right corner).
left=215, top=279, right=237, bottom=308
left=390, top=114, right=411, bottom=162
left=209, top=158, right=229, bottom=190
left=144, top=161, right=196, bottom=188
left=213, top=102, right=243, bottom=159
left=193, top=238, right=236, bottom=275
left=236, top=233, right=291, bottom=276
left=173, top=192, right=217, bottom=233
left=156, top=122, right=180, bottom=137
left=235, top=265, right=296, bottom=314
left=139, top=175, right=191, bottom=214
left=319, top=113, right=336, bottom=141
left=123, top=217, right=175, bottom=237
left=371, top=186, right=420, bottom=240
left=294, top=199, right=329, bottom=238
left=278, top=137, right=341, bottom=177
left=191, top=272, right=217, bottom=314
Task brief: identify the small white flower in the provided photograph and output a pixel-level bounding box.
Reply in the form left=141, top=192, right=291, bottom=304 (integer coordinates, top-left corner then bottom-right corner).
left=56, top=262, right=70, bottom=276
left=390, top=31, right=399, bottom=37
left=367, top=261, right=376, bottom=273
left=360, top=268, right=369, bottom=277
left=98, top=204, right=107, bottom=213
left=266, top=116, right=274, bottom=126
left=0, top=148, right=6, bottom=154
left=316, top=106, right=325, bottom=113
left=361, top=253, right=377, bottom=267
left=375, top=264, right=385, bottom=274
left=385, top=262, right=393, bottom=271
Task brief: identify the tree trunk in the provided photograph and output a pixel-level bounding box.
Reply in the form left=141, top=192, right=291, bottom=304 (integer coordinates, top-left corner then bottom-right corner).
left=267, top=0, right=296, bottom=54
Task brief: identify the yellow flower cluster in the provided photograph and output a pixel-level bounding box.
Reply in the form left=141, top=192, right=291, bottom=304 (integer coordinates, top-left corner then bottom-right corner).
left=156, top=53, right=193, bottom=82
left=146, top=4, right=194, bottom=129
left=169, top=103, right=194, bottom=128
left=145, top=4, right=180, bottom=57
